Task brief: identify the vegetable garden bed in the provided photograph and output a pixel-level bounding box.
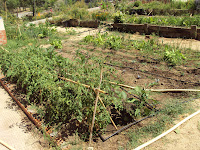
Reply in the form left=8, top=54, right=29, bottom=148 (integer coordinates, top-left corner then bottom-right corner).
left=0, top=21, right=200, bottom=149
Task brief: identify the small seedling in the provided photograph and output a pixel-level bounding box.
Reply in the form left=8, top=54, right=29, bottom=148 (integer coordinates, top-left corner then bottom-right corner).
left=50, top=39, right=62, bottom=49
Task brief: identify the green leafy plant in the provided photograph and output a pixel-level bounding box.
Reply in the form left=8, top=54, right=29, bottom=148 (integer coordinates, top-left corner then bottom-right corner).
left=134, top=1, right=142, bottom=7
left=92, top=11, right=110, bottom=21
left=113, top=11, right=125, bottom=23
left=127, top=86, right=157, bottom=117
left=50, top=39, right=63, bottom=49
left=164, top=48, right=186, bottom=66
left=0, top=45, right=132, bottom=135
left=84, top=32, right=124, bottom=50
left=65, top=28, right=77, bottom=35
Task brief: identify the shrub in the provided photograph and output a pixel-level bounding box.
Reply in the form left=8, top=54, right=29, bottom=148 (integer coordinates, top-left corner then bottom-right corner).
left=50, top=39, right=62, bottom=49
left=92, top=11, right=110, bottom=21
left=113, top=11, right=125, bottom=23
left=134, top=1, right=142, bottom=7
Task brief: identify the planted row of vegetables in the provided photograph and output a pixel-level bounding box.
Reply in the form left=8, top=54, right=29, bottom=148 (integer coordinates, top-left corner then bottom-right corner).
left=126, top=15, right=200, bottom=27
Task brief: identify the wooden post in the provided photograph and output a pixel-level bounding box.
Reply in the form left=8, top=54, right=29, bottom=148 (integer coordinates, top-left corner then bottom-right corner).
left=190, top=25, right=197, bottom=39
left=89, top=69, right=103, bottom=146
left=144, top=23, right=149, bottom=35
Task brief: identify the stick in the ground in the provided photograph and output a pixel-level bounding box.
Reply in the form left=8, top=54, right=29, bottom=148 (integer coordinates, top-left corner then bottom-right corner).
left=58, top=76, right=107, bottom=94
left=89, top=68, right=103, bottom=146
left=0, top=46, right=9, bottom=53
left=97, top=95, right=118, bottom=130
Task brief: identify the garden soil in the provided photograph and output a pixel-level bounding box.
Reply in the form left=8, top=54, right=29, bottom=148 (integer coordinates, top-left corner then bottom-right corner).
left=0, top=82, right=49, bottom=150
left=1, top=26, right=199, bottom=150
left=55, top=27, right=200, bottom=149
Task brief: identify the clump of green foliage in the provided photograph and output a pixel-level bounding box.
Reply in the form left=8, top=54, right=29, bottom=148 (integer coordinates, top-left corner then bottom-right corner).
left=83, top=33, right=186, bottom=66
left=164, top=48, right=186, bottom=66
left=0, top=42, right=158, bottom=134
left=84, top=32, right=124, bottom=50
left=50, top=39, right=62, bottom=49
left=133, top=1, right=142, bottom=7
left=65, top=27, right=77, bottom=35
left=92, top=11, right=110, bottom=21
left=113, top=11, right=125, bottom=23
left=126, top=15, right=200, bottom=27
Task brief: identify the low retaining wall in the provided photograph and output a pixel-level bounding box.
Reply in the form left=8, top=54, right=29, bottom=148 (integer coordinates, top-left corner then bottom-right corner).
left=112, top=23, right=200, bottom=40
left=62, top=19, right=100, bottom=28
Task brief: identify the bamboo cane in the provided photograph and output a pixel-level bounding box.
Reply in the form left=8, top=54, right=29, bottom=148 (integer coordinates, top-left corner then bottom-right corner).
left=64, top=74, right=200, bottom=93
left=146, top=89, right=200, bottom=92
left=97, top=95, right=118, bottom=130
left=0, top=46, right=9, bottom=53
left=58, top=76, right=107, bottom=94
left=89, top=68, right=103, bottom=146
left=0, top=139, right=16, bottom=150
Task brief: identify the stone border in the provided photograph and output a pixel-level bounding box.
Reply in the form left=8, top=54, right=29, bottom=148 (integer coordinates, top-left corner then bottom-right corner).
left=112, top=23, right=200, bottom=40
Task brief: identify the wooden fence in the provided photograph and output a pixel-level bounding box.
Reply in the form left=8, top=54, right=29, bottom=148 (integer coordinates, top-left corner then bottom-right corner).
left=112, top=23, right=200, bottom=40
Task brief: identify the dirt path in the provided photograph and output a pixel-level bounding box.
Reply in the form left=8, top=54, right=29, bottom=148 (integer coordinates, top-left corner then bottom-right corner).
left=141, top=99, right=200, bottom=150
left=56, top=26, right=200, bottom=52
left=0, top=83, right=49, bottom=150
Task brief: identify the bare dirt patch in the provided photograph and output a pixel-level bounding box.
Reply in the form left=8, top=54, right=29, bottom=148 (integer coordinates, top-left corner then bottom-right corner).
left=145, top=99, right=200, bottom=150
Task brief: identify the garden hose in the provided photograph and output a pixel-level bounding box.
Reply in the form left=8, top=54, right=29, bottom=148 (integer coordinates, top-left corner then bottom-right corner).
left=98, top=115, right=153, bottom=142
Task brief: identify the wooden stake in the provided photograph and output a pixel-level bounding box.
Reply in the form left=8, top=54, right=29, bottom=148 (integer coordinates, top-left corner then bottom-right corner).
left=63, top=73, right=200, bottom=93
left=89, top=68, right=103, bottom=146
left=0, top=46, right=9, bottom=53
left=58, top=76, right=107, bottom=94
left=97, top=95, right=118, bottom=130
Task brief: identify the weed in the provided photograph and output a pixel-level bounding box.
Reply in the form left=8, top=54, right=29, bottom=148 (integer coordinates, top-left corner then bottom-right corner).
left=66, top=28, right=77, bottom=35
left=84, top=32, right=124, bottom=50
left=198, top=121, right=200, bottom=131
left=127, top=86, right=158, bottom=117
left=163, top=48, right=186, bottom=66
left=128, top=98, right=193, bottom=149
left=92, top=11, right=110, bottom=21
left=50, top=39, right=63, bottom=49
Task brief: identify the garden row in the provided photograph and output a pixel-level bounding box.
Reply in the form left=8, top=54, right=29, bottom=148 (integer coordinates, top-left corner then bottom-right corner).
left=0, top=21, right=158, bottom=136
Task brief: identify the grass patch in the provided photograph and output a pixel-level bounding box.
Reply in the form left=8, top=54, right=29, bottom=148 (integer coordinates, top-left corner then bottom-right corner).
left=127, top=98, right=194, bottom=149
left=198, top=121, right=200, bottom=131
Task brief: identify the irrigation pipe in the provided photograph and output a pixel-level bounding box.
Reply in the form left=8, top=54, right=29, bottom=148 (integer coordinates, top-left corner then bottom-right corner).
left=134, top=109, right=200, bottom=150
left=0, top=78, right=41, bottom=129
left=147, top=89, right=200, bottom=92
left=104, top=62, right=200, bottom=85
left=98, top=115, right=153, bottom=142
left=0, top=139, right=16, bottom=150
